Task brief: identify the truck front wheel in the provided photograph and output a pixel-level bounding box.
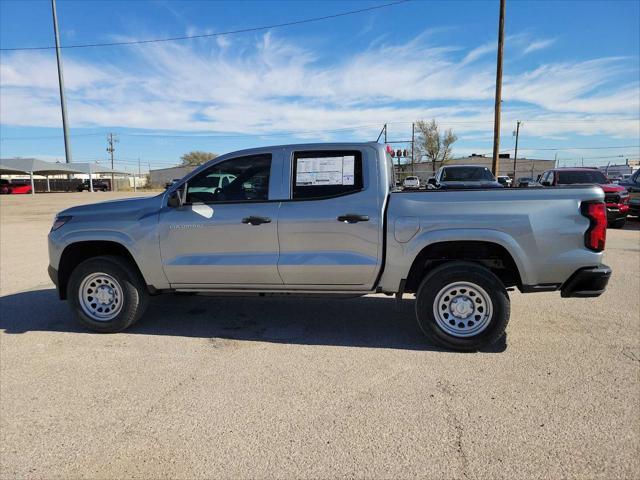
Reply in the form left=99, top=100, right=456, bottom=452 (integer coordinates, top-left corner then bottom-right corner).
left=415, top=261, right=510, bottom=351
left=67, top=255, right=149, bottom=333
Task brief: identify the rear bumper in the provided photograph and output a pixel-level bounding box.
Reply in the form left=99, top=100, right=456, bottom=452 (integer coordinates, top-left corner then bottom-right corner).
left=561, top=264, right=611, bottom=298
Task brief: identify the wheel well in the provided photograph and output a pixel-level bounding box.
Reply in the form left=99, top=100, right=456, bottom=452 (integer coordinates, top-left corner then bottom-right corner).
left=57, top=241, right=142, bottom=299
left=404, top=241, right=522, bottom=292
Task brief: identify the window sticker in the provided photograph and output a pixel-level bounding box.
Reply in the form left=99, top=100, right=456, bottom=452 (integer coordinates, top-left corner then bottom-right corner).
left=296, top=156, right=355, bottom=186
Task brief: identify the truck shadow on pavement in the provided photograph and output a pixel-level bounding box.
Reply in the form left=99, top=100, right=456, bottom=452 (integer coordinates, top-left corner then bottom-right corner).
left=0, top=288, right=507, bottom=352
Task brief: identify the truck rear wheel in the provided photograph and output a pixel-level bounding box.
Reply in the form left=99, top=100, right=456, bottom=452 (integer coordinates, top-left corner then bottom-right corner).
left=67, top=255, right=149, bottom=333
left=415, top=261, right=509, bottom=351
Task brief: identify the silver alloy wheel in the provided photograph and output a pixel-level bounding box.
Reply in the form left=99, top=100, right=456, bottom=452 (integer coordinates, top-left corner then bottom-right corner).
left=78, top=272, right=124, bottom=322
left=433, top=281, right=493, bottom=338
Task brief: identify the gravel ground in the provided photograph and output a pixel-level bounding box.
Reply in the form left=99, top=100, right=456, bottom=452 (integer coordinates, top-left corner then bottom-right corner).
left=1, top=192, right=638, bottom=479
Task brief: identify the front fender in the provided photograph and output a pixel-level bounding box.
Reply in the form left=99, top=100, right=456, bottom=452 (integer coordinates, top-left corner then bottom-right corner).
left=49, top=227, right=169, bottom=290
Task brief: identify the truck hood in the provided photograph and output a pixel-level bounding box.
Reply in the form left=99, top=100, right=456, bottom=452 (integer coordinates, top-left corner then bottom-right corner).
left=439, top=181, right=503, bottom=189
left=58, top=194, right=164, bottom=218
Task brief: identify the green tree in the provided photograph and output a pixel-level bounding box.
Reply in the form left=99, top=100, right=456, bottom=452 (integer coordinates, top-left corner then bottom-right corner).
left=414, top=119, right=458, bottom=172
left=180, top=151, right=218, bottom=166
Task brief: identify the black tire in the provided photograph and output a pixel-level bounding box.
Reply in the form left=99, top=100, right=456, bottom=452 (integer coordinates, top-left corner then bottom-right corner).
left=609, top=218, right=626, bottom=229
left=67, top=255, right=149, bottom=333
left=415, top=261, right=510, bottom=351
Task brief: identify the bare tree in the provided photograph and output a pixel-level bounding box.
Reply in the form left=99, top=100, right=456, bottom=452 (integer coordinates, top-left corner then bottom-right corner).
left=180, top=151, right=218, bottom=166
left=414, top=119, right=458, bottom=172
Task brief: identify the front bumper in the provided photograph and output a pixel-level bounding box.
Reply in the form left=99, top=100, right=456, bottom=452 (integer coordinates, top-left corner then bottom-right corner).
left=48, top=265, right=58, bottom=287
left=605, top=204, right=629, bottom=222
left=561, top=264, right=611, bottom=298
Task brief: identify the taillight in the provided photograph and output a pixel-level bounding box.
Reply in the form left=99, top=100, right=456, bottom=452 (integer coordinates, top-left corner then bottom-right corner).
left=581, top=202, right=606, bottom=252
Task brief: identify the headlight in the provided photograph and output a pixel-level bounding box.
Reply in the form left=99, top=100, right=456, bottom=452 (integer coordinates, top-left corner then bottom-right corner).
left=51, top=215, right=72, bottom=232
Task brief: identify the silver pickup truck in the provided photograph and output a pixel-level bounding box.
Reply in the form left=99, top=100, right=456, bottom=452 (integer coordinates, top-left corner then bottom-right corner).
left=48, top=142, right=611, bottom=351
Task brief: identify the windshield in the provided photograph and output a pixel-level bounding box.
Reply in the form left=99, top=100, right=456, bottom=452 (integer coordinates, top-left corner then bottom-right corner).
left=442, top=167, right=495, bottom=182
left=556, top=171, right=607, bottom=185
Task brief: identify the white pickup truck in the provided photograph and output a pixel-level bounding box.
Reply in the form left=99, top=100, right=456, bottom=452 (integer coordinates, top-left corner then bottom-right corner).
left=48, top=142, right=611, bottom=351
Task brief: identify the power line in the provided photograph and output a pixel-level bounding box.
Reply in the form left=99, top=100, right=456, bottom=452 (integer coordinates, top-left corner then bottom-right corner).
left=0, top=133, right=105, bottom=141
left=509, top=145, right=640, bottom=151
left=0, top=0, right=411, bottom=51
left=0, top=124, right=382, bottom=141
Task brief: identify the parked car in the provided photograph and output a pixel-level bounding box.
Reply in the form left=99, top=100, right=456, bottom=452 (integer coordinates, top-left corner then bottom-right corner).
left=402, top=176, right=420, bottom=189
left=0, top=179, right=32, bottom=194
left=184, top=173, right=236, bottom=195
left=0, top=179, right=11, bottom=194
left=428, top=165, right=503, bottom=189
left=516, top=177, right=542, bottom=188
left=497, top=176, right=512, bottom=187
left=77, top=180, right=109, bottom=192
left=619, top=169, right=640, bottom=218
left=48, top=143, right=611, bottom=351
left=539, top=168, right=629, bottom=228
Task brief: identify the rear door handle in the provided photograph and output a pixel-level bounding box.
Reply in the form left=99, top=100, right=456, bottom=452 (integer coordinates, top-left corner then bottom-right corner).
left=337, top=214, right=369, bottom=224
left=242, top=216, right=271, bottom=226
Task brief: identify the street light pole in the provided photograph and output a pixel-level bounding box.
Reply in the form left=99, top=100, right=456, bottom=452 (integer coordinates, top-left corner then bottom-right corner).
left=51, top=0, right=72, bottom=166
left=512, top=120, right=521, bottom=182
left=491, top=0, right=506, bottom=176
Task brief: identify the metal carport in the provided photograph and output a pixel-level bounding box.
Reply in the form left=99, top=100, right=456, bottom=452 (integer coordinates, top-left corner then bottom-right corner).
left=0, top=158, right=83, bottom=194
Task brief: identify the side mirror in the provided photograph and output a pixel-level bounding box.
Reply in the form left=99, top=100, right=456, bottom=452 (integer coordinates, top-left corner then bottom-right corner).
left=168, top=185, right=187, bottom=207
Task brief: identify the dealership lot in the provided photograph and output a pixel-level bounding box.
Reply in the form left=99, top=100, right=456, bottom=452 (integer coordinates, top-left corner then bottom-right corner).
left=1, top=193, right=638, bottom=479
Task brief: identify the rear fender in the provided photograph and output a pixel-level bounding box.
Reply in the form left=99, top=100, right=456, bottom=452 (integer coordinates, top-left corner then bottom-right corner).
left=380, top=228, right=531, bottom=292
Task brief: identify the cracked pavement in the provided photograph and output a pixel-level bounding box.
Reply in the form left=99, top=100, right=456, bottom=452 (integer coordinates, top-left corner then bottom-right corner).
left=1, top=193, right=639, bottom=479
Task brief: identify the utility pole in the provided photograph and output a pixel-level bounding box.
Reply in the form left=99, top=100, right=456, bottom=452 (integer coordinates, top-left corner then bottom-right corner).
left=411, top=122, right=415, bottom=175
left=106, top=133, right=118, bottom=191
left=512, top=120, right=521, bottom=183
left=136, top=157, right=141, bottom=192
left=51, top=0, right=73, bottom=190
left=51, top=0, right=72, bottom=166
left=491, top=0, right=506, bottom=176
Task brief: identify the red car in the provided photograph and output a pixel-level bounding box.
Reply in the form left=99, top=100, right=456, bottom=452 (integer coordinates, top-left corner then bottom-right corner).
left=539, top=168, right=629, bottom=228
left=0, top=179, right=32, bottom=194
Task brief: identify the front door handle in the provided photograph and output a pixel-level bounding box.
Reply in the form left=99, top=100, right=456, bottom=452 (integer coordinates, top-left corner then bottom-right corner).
left=337, top=214, right=369, bottom=224
left=242, top=216, right=271, bottom=226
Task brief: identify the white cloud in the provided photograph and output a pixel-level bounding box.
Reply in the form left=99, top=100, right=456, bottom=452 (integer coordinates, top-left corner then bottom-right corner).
left=0, top=32, right=638, bottom=141
left=522, top=38, right=556, bottom=55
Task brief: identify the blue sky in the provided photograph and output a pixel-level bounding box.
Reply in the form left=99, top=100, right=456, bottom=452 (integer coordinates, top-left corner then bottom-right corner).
left=1, top=0, right=639, bottom=172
